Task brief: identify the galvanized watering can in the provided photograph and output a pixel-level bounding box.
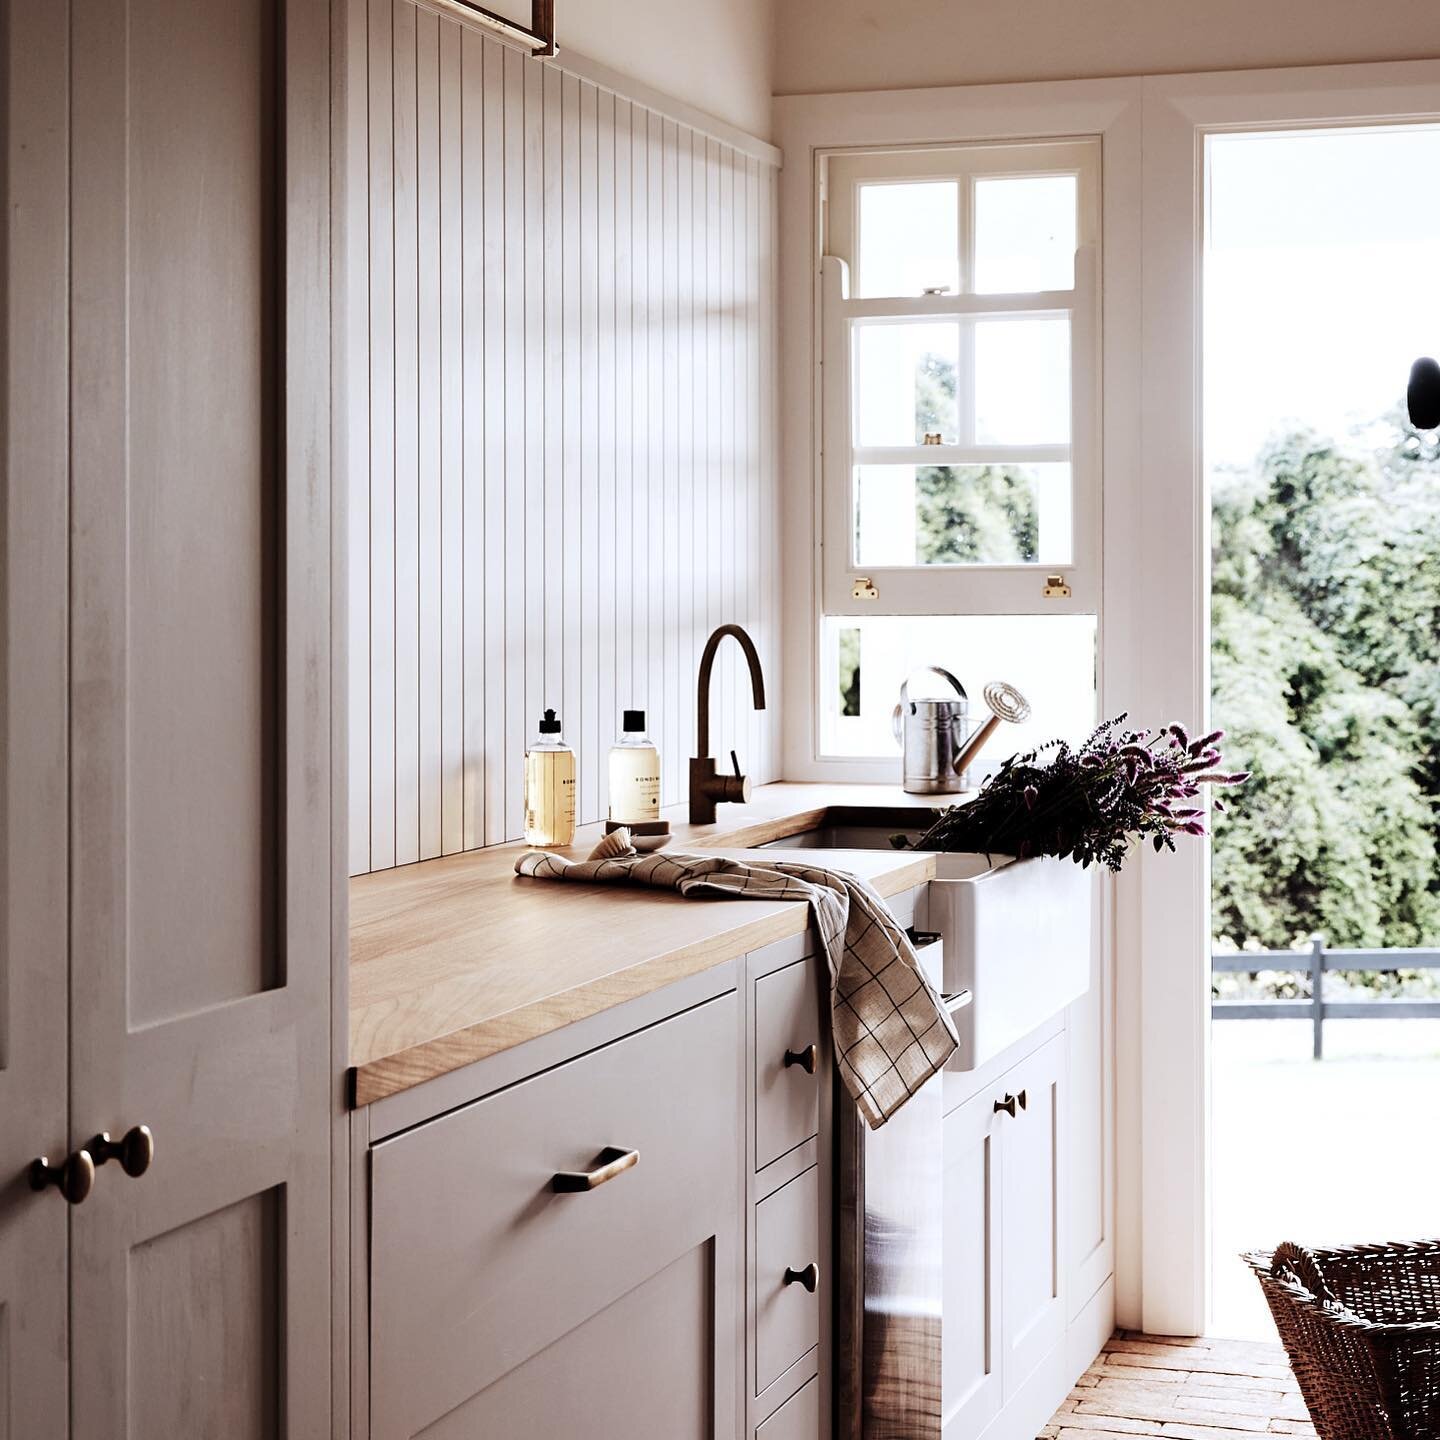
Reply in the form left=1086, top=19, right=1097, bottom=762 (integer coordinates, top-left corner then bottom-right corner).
left=892, top=669, right=1032, bottom=795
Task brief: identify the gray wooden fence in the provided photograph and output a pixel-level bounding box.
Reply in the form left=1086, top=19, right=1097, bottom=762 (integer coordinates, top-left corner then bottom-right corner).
left=1211, top=938, right=1440, bottom=1059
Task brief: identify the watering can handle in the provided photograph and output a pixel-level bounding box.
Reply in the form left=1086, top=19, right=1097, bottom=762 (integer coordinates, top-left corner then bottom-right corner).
left=892, top=667, right=968, bottom=747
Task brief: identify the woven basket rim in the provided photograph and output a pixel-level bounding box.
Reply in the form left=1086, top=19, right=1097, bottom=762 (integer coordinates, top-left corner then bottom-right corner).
left=1244, top=1244, right=1440, bottom=1338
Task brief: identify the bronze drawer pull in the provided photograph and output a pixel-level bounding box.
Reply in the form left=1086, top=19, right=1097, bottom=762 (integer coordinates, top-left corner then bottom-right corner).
left=783, top=1044, right=818, bottom=1075
left=552, top=1145, right=639, bottom=1193
left=783, top=1262, right=820, bottom=1293
left=994, top=1093, right=1018, bottom=1118
left=29, top=1148, right=96, bottom=1206
left=90, top=1124, right=154, bottom=1179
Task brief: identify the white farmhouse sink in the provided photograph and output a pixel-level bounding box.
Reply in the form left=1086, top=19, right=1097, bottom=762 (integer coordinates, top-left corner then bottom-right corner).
left=758, top=810, right=1092, bottom=1069
left=922, top=852, right=1091, bottom=1068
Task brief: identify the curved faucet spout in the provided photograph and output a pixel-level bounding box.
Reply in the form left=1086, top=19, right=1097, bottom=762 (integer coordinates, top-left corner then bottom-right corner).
left=696, top=624, right=766, bottom=759
left=690, top=624, right=767, bottom=825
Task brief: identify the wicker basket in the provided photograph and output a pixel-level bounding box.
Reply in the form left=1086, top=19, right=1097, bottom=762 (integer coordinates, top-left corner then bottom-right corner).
left=1245, top=1240, right=1440, bottom=1439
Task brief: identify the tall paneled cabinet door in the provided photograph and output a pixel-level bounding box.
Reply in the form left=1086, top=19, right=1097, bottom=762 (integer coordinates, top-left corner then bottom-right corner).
left=0, top=6, right=71, bottom=1433
left=999, top=1035, right=1067, bottom=1401
left=4, top=0, right=338, bottom=1434
left=940, top=1090, right=1004, bottom=1440
left=941, top=1032, right=1068, bottom=1440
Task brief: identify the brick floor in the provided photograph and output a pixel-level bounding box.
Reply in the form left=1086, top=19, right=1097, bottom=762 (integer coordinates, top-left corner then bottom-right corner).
left=1038, top=1332, right=1317, bottom=1440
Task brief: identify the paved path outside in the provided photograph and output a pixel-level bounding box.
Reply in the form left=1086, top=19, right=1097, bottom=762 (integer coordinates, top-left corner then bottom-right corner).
left=1039, top=1332, right=1315, bottom=1439
left=1211, top=1016, right=1440, bottom=1339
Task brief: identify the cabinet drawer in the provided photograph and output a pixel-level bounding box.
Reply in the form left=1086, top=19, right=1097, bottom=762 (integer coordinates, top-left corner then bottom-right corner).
left=755, top=1165, right=821, bottom=1394
left=369, top=992, right=738, bottom=1440
left=757, top=1376, right=820, bottom=1440
left=754, top=959, right=822, bottom=1170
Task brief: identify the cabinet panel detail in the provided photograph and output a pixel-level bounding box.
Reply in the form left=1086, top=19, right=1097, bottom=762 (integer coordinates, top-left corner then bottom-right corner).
left=123, top=0, right=281, bottom=1024
left=126, top=1189, right=281, bottom=1440
left=757, top=1375, right=820, bottom=1440
left=415, top=1243, right=716, bottom=1440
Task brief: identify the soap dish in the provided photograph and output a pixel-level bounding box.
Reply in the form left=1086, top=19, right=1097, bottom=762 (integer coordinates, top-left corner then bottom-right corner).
left=604, top=819, right=672, bottom=853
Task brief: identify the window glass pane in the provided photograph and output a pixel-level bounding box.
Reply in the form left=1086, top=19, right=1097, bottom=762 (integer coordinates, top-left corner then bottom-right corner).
left=837, top=626, right=862, bottom=716
left=857, top=181, right=959, bottom=298
left=853, top=321, right=960, bottom=447
left=973, top=316, right=1070, bottom=445
left=854, top=463, right=1072, bottom=567
left=973, top=174, right=1078, bottom=293
left=819, top=613, right=1097, bottom=762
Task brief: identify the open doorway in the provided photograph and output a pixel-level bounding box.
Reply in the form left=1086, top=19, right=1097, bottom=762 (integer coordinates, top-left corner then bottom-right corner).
left=1205, top=123, right=1440, bottom=1338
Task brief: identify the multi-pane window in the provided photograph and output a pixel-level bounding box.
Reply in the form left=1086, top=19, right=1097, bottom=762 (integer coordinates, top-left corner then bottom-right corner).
left=819, top=140, right=1100, bottom=616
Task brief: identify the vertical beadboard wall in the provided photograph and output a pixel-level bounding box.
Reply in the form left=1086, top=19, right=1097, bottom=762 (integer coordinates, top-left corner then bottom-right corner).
left=349, top=1, right=781, bottom=875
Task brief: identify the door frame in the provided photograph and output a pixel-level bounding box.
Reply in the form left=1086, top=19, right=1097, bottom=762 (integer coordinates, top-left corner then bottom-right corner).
left=1134, top=58, right=1440, bottom=1337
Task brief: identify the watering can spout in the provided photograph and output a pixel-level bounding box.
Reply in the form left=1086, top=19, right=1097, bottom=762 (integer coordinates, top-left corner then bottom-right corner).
left=952, top=681, right=1033, bottom=779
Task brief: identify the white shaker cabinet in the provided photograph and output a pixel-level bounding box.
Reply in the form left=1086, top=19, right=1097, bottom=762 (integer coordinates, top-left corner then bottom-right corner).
left=942, top=1034, right=1067, bottom=1438
left=1000, top=1036, right=1067, bottom=1401
left=352, top=879, right=1106, bottom=1440
left=368, top=992, right=741, bottom=1440
left=357, top=925, right=844, bottom=1440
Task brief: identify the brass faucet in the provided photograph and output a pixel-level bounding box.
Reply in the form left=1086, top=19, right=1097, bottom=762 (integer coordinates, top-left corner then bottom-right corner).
left=689, top=624, right=767, bottom=824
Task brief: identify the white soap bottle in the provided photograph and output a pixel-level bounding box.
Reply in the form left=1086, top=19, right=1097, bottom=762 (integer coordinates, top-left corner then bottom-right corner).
left=523, top=708, right=577, bottom=846
left=608, top=709, right=661, bottom=824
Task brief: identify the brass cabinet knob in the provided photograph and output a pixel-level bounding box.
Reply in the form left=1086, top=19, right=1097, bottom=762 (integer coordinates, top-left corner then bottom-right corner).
left=783, top=1044, right=818, bottom=1075
left=994, top=1093, right=1018, bottom=1118
left=29, top=1149, right=96, bottom=1206
left=783, top=1262, right=820, bottom=1293
left=90, top=1124, right=154, bottom=1179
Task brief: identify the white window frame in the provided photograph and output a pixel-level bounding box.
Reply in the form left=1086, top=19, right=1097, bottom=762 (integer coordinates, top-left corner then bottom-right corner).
left=775, top=81, right=1142, bottom=788
left=819, top=140, right=1102, bottom=617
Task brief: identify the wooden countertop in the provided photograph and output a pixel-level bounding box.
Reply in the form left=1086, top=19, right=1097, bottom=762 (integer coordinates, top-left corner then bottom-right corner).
left=348, top=784, right=953, bottom=1105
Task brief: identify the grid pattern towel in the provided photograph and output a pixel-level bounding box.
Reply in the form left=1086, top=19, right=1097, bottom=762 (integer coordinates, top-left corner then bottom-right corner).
left=514, top=834, right=958, bottom=1128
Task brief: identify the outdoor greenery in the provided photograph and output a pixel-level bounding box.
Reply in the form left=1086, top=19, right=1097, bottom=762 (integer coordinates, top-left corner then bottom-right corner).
left=914, top=352, right=1039, bottom=564
left=1211, top=415, right=1440, bottom=956
left=907, top=347, right=1440, bottom=964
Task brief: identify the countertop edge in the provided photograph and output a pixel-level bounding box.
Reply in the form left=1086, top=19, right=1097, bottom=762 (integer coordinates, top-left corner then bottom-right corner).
left=348, top=845, right=935, bottom=1106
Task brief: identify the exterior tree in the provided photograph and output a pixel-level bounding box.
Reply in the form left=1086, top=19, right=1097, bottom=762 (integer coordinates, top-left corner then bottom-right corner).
left=913, top=350, right=1039, bottom=564
left=1211, top=418, right=1440, bottom=951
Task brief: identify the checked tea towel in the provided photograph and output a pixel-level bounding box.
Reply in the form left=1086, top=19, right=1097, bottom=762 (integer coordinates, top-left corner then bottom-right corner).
left=514, top=831, right=958, bottom=1127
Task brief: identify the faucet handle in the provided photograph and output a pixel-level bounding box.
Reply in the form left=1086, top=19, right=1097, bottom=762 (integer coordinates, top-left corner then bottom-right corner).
left=709, top=752, right=751, bottom=807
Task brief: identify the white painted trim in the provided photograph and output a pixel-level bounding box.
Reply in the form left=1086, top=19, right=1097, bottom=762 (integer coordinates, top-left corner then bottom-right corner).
left=1133, top=56, right=1440, bottom=1338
